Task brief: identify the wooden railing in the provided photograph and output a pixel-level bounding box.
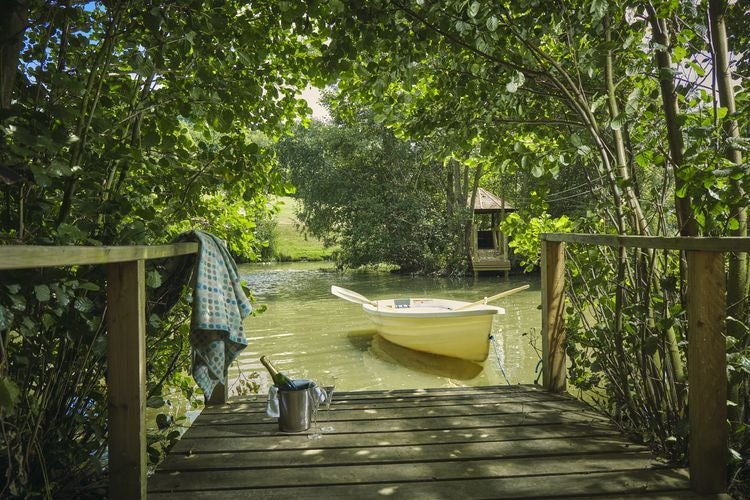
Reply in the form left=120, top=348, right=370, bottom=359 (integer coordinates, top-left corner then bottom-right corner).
left=0, top=243, right=199, bottom=500
left=540, top=233, right=750, bottom=495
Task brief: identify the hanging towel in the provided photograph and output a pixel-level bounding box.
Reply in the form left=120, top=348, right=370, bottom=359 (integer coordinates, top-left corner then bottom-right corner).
left=186, top=231, right=251, bottom=400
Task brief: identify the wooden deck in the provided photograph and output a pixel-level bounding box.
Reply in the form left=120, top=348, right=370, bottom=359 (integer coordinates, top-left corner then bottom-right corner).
left=148, top=385, right=719, bottom=499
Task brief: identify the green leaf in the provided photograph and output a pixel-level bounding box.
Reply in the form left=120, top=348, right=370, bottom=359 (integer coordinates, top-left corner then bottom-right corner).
left=34, top=284, right=51, bottom=302
left=156, top=413, right=173, bottom=430
left=716, top=107, right=728, bottom=119
left=74, top=296, right=94, bottom=313
left=728, top=218, right=740, bottom=231
left=589, top=0, right=607, bottom=19
left=468, top=1, right=480, bottom=18
left=476, top=36, right=489, bottom=53
left=531, top=165, right=544, bottom=178
left=147, top=396, right=166, bottom=409
left=144, top=8, right=162, bottom=32
left=687, top=60, right=706, bottom=77
left=610, top=113, right=625, bottom=131
left=486, top=16, right=498, bottom=32
left=146, top=270, right=162, bottom=289
left=78, top=281, right=101, bottom=291
left=672, top=46, right=687, bottom=62
left=42, top=313, right=56, bottom=329
left=0, top=377, right=20, bottom=413
left=147, top=445, right=162, bottom=462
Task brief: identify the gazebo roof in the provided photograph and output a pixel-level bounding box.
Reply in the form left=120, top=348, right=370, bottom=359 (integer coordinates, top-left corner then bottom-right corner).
left=472, top=187, right=516, bottom=214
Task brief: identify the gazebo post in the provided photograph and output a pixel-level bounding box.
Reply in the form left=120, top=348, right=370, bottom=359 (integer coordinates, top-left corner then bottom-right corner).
left=469, top=188, right=515, bottom=278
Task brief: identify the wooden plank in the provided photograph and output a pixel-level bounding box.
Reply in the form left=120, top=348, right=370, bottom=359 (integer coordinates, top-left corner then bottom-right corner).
left=541, top=232, right=750, bottom=252
left=687, top=250, right=728, bottom=494
left=106, top=260, right=147, bottom=500
left=171, top=421, right=620, bottom=453
left=148, top=468, right=692, bottom=499
left=0, top=242, right=198, bottom=270
left=201, top=391, right=590, bottom=415
left=182, top=410, right=609, bottom=438
left=159, top=436, right=648, bottom=473
left=306, top=384, right=536, bottom=399
left=542, top=240, right=566, bottom=392
left=149, top=452, right=658, bottom=492
left=156, top=435, right=646, bottom=471
left=578, top=494, right=728, bottom=499
left=199, top=390, right=583, bottom=415
left=191, top=398, right=602, bottom=426
left=290, top=384, right=533, bottom=397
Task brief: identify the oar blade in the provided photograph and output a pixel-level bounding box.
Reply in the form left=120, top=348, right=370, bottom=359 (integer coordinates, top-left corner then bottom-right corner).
left=331, top=285, right=375, bottom=306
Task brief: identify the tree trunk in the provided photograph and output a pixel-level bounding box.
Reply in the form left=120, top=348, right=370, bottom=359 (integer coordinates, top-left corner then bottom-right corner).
left=709, top=0, right=748, bottom=422
left=0, top=1, right=27, bottom=109
left=465, top=164, right=483, bottom=268
left=646, top=9, right=699, bottom=237
left=604, top=18, right=648, bottom=236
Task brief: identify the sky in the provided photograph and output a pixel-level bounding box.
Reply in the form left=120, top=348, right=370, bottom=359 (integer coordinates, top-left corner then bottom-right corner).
left=301, top=86, right=330, bottom=122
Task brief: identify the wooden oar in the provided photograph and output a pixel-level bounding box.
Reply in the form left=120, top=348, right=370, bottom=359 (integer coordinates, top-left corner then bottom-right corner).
left=453, top=284, right=530, bottom=311
left=330, top=285, right=378, bottom=306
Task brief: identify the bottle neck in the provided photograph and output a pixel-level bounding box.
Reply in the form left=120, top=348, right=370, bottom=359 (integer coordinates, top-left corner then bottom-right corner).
left=260, top=356, right=280, bottom=378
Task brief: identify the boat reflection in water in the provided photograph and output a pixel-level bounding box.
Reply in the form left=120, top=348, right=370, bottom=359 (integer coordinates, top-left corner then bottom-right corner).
left=369, top=334, right=484, bottom=380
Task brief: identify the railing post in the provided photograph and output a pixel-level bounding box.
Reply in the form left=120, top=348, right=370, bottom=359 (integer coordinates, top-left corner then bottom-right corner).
left=542, top=238, right=566, bottom=392
left=106, top=259, right=147, bottom=500
left=205, top=368, right=228, bottom=405
left=687, top=250, right=727, bottom=494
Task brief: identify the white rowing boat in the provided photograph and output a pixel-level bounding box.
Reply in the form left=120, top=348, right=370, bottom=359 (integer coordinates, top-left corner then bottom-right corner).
left=331, top=285, right=528, bottom=362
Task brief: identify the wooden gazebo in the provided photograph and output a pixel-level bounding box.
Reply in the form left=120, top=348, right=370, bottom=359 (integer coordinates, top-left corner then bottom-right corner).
left=470, top=187, right=515, bottom=278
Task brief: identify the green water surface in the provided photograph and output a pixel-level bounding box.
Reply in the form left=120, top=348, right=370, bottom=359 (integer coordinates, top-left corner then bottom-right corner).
left=232, top=262, right=543, bottom=393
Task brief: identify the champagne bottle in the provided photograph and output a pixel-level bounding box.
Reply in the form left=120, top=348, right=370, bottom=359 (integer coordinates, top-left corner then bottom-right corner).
left=260, top=355, right=298, bottom=391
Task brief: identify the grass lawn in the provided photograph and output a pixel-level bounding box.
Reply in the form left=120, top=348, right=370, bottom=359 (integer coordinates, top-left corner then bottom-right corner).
left=273, top=197, right=335, bottom=261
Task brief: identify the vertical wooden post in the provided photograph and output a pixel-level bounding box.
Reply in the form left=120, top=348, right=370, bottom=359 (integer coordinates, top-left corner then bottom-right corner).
left=687, top=250, right=727, bottom=494
left=491, top=213, right=499, bottom=250
left=542, top=239, right=566, bottom=392
left=471, top=223, right=478, bottom=280
left=206, top=367, right=228, bottom=405
left=106, top=260, right=147, bottom=500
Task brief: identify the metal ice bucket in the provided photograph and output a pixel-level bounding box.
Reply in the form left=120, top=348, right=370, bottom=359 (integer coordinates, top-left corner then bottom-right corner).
left=277, top=379, right=315, bottom=433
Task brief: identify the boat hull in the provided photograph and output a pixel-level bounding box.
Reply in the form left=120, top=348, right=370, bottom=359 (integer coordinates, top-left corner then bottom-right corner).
left=362, top=298, right=503, bottom=362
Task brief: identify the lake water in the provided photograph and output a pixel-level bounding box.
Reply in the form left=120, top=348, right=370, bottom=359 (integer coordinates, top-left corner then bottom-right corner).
left=231, top=262, right=543, bottom=394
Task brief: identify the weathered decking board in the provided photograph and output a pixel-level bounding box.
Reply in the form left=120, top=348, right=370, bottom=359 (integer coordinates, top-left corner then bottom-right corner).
left=149, top=385, right=721, bottom=499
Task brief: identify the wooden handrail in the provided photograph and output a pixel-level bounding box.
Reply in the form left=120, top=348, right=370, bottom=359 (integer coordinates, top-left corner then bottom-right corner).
left=0, top=242, right=199, bottom=270
left=542, top=232, right=750, bottom=251
left=541, top=232, right=738, bottom=494
left=0, top=243, right=200, bottom=500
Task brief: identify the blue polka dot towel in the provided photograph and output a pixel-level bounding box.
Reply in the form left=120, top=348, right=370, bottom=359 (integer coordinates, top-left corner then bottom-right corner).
left=188, top=231, right=251, bottom=400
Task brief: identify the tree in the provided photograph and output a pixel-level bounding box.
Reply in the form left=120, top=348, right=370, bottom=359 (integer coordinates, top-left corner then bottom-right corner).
left=315, top=0, right=749, bottom=488
left=278, top=116, right=459, bottom=273
left=0, top=1, right=326, bottom=495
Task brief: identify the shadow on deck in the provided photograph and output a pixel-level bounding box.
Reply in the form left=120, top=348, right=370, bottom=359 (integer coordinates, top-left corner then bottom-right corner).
left=149, top=385, right=720, bottom=499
